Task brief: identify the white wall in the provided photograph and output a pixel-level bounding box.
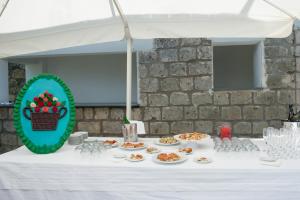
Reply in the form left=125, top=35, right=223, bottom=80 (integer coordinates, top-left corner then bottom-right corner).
left=25, top=62, right=43, bottom=81
left=0, top=60, right=9, bottom=103
left=42, top=53, right=138, bottom=105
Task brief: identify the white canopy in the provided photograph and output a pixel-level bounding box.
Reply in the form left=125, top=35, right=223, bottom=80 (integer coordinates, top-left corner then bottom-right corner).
left=1, top=0, right=300, bottom=118
left=0, top=0, right=299, bottom=58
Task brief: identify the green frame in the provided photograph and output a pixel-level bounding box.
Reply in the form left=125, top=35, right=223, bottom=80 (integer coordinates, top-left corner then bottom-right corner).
left=13, top=74, right=76, bottom=154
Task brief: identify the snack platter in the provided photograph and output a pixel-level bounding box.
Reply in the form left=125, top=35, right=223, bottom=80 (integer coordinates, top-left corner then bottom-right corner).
left=174, top=132, right=210, bottom=144
left=119, top=142, right=146, bottom=150
left=153, top=152, right=187, bottom=164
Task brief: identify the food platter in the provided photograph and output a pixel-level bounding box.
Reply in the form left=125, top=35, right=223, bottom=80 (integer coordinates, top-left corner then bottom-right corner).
left=154, top=137, right=180, bottom=146
left=119, top=142, right=146, bottom=151
left=152, top=152, right=187, bottom=164
left=178, top=147, right=193, bottom=155
left=126, top=154, right=145, bottom=162
left=103, top=139, right=119, bottom=147
left=146, top=146, right=161, bottom=154
left=174, top=132, right=210, bottom=144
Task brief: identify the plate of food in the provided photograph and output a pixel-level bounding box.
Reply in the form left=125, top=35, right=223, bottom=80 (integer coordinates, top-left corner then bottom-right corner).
left=153, top=152, right=187, bottom=164
left=103, top=139, right=119, bottom=147
left=178, top=147, right=193, bottom=155
left=174, top=132, right=210, bottom=144
left=146, top=146, right=160, bottom=154
left=119, top=142, right=146, bottom=150
left=126, top=153, right=145, bottom=162
left=155, top=137, right=180, bottom=146
left=194, top=156, right=212, bottom=164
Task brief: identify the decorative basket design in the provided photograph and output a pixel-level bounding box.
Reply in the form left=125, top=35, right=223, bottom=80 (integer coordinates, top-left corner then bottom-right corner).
left=23, top=107, right=67, bottom=131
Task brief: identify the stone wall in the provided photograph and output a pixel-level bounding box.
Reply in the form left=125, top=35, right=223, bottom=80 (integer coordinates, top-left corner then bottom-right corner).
left=1, top=30, right=299, bottom=154
left=8, top=63, right=25, bottom=102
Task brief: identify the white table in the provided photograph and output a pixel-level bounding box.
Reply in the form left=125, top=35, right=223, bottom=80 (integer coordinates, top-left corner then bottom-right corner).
left=0, top=137, right=300, bottom=200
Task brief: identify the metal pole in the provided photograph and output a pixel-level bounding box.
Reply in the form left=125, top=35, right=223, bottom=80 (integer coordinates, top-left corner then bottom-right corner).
left=126, top=38, right=132, bottom=120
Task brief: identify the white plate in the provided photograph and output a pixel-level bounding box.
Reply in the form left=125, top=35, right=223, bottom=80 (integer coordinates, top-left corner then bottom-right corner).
left=194, top=156, right=212, bottom=164
left=174, top=134, right=211, bottom=144
left=146, top=147, right=161, bottom=154
left=152, top=153, right=187, bottom=164
left=178, top=149, right=193, bottom=155
left=154, top=139, right=180, bottom=146
left=113, top=153, right=126, bottom=159
left=126, top=155, right=145, bottom=162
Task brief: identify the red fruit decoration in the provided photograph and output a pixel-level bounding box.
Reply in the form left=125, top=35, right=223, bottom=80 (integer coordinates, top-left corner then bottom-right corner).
left=34, top=97, right=39, bottom=102
left=52, top=106, right=58, bottom=113
left=47, top=101, right=52, bottom=107
left=38, top=101, right=44, bottom=107
left=42, top=107, right=49, bottom=113
left=34, top=107, right=40, bottom=112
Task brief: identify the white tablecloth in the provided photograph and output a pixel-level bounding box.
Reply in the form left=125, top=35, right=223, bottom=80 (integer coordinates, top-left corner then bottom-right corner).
left=0, top=137, right=300, bottom=200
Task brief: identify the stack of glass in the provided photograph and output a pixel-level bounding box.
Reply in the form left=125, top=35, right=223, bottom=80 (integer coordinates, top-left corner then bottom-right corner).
left=213, top=137, right=259, bottom=152
left=75, top=140, right=112, bottom=155
left=263, top=127, right=300, bottom=159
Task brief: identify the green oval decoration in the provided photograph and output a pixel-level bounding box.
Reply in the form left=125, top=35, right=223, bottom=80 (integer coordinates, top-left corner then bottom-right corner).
left=13, top=74, right=75, bottom=154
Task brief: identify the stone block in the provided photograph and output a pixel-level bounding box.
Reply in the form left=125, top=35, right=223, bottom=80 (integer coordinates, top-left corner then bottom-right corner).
left=194, top=76, right=212, bottom=90
left=277, top=90, right=296, bottom=104
left=233, top=122, right=251, bottom=135
left=159, top=49, right=178, bottom=62
left=197, top=46, right=212, bottom=60
left=266, top=74, right=295, bottom=89
left=269, top=120, right=282, bottom=129
left=3, top=120, right=15, bottom=133
left=295, top=30, right=300, bottom=45
left=132, top=108, right=142, bottom=120
left=170, top=92, right=190, bottom=105
left=253, top=90, right=276, bottom=105
left=230, top=91, right=252, bottom=105
left=139, top=64, right=148, bottom=78
left=195, top=121, right=213, bottom=134
left=94, top=108, right=109, bottom=120
left=140, top=78, right=159, bottom=92
left=138, top=51, right=158, bottom=64
left=181, top=38, right=202, bottom=46
left=148, top=94, right=168, bottom=106
left=0, top=133, right=18, bottom=146
left=102, top=121, right=122, bottom=134
left=162, top=106, right=183, bottom=121
left=150, top=122, right=169, bottom=134
left=140, top=93, right=148, bottom=106
left=201, top=38, right=212, bottom=46
left=8, top=108, right=13, bottom=120
left=188, top=61, right=212, bottom=75
left=110, top=108, right=125, bottom=120
left=184, top=106, right=198, bottom=120
left=169, top=62, right=187, bottom=76
left=265, top=106, right=288, bottom=120
left=297, top=58, right=300, bottom=72
left=192, top=92, right=212, bottom=105
left=75, top=108, right=83, bottom=120
left=221, top=106, right=242, bottom=120
left=83, top=108, right=94, bottom=120
left=179, top=47, right=196, bottom=61
left=154, top=39, right=179, bottom=49
left=214, top=92, right=229, bottom=105
left=0, top=108, right=8, bottom=119
left=243, top=106, right=263, bottom=120
left=199, top=106, right=219, bottom=119
left=148, top=63, right=168, bottom=77
left=171, top=121, right=193, bottom=134
left=78, top=122, right=101, bottom=134
left=144, top=107, right=161, bottom=121
left=180, top=77, right=193, bottom=91
left=265, top=58, right=295, bottom=74
left=265, top=46, right=292, bottom=58
left=297, top=73, right=300, bottom=89
left=253, top=122, right=268, bottom=135
left=296, top=46, right=300, bottom=56
left=161, top=78, right=180, bottom=91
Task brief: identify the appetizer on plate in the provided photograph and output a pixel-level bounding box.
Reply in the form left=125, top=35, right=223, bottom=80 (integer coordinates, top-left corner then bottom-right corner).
left=104, top=139, right=118, bottom=146
left=157, top=153, right=181, bottom=162
left=121, top=142, right=145, bottom=150
left=178, top=132, right=208, bottom=140
left=156, top=137, right=179, bottom=145
left=146, top=146, right=160, bottom=154
left=179, top=147, right=193, bottom=154
left=127, top=153, right=144, bottom=162
left=194, top=156, right=212, bottom=164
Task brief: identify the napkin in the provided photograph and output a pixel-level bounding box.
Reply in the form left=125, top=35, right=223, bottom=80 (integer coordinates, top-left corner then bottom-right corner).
left=130, top=120, right=146, bottom=135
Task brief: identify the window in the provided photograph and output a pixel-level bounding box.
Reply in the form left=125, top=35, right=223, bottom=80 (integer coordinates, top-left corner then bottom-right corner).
left=24, top=53, right=139, bottom=106
left=213, top=40, right=264, bottom=90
